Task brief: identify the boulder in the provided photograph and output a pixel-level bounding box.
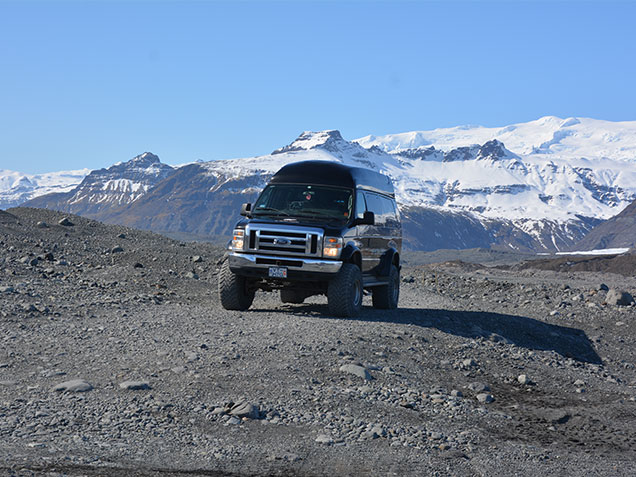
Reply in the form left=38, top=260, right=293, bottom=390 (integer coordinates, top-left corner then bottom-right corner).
left=52, top=379, right=93, bottom=392
left=228, top=401, right=259, bottom=419
left=606, top=289, right=634, bottom=306
left=339, top=364, right=373, bottom=380
left=58, top=217, right=74, bottom=226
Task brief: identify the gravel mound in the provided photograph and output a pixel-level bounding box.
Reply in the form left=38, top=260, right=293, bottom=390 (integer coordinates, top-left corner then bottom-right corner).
left=516, top=252, right=636, bottom=276
left=0, top=210, right=18, bottom=225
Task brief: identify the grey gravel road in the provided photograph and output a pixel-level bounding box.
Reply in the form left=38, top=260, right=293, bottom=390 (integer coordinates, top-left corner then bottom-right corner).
left=1, top=208, right=636, bottom=476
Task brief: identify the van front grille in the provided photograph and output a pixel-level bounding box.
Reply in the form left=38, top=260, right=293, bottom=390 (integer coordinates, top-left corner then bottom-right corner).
left=245, top=224, right=323, bottom=258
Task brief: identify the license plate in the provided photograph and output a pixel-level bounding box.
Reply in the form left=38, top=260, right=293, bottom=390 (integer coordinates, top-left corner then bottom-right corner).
left=268, top=266, right=288, bottom=278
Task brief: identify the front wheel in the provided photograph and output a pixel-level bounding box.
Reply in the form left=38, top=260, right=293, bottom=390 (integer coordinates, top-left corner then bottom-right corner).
left=218, top=259, right=255, bottom=311
left=328, top=263, right=363, bottom=317
left=372, top=264, right=399, bottom=309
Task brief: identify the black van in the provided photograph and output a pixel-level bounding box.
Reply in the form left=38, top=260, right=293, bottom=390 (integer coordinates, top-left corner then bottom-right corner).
left=218, top=160, right=402, bottom=317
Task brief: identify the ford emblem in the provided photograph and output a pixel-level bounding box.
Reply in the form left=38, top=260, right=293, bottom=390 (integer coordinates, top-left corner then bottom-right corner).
left=273, top=238, right=290, bottom=245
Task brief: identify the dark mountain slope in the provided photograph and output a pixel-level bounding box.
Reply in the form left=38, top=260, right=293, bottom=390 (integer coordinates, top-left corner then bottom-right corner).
left=573, top=199, right=636, bottom=250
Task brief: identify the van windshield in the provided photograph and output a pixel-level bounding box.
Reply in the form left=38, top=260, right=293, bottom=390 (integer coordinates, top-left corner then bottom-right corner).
left=253, top=185, right=353, bottom=221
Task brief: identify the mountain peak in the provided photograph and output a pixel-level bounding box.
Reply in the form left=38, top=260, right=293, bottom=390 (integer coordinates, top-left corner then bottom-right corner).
left=129, top=152, right=161, bottom=166
left=272, top=130, right=346, bottom=155
left=476, top=139, right=517, bottom=160
left=109, top=152, right=169, bottom=173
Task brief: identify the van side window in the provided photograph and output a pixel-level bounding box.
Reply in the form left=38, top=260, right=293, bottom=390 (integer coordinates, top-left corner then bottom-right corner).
left=381, top=196, right=399, bottom=227
left=392, top=199, right=400, bottom=221
left=364, top=192, right=386, bottom=226
left=355, top=190, right=367, bottom=219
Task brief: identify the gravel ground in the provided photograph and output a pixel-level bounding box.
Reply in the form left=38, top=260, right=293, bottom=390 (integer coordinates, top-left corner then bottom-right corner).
left=1, top=208, right=636, bottom=476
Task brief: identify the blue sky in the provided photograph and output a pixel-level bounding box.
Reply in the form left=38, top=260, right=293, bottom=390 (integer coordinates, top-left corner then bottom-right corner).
left=1, top=0, right=635, bottom=173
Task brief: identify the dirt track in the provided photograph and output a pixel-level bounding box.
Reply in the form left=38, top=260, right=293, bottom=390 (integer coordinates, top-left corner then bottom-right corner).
left=1, top=208, right=636, bottom=476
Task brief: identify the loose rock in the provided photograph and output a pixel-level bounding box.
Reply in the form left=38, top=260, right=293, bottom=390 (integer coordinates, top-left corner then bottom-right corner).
left=315, top=434, right=334, bottom=444
left=606, top=289, right=634, bottom=306
left=229, top=401, right=258, bottom=419
left=476, top=393, right=495, bottom=404
left=58, top=217, right=74, bottom=226
left=119, top=380, right=151, bottom=390
left=518, top=374, right=530, bottom=385
left=339, top=364, right=373, bottom=380
left=52, top=379, right=93, bottom=393
left=468, top=382, right=490, bottom=393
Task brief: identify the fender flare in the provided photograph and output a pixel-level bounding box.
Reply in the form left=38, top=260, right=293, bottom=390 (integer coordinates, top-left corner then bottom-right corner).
left=341, top=243, right=362, bottom=269
left=377, top=247, right=400, bottom=277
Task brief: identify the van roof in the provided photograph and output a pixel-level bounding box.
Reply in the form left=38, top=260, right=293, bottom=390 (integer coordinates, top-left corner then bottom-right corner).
left=269, top=160, right=395, bottom=198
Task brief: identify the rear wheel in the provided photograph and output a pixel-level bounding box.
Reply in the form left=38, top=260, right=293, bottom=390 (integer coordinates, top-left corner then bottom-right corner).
left=372, top=264, right=399, bottom=309
left=218, top=259, right=255, bottom=311
left=328, top=263, right=363, bottom=317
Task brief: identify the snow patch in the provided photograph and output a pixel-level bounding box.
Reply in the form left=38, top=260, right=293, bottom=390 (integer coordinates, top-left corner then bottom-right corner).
left=555, top=248, right=630, bottom=256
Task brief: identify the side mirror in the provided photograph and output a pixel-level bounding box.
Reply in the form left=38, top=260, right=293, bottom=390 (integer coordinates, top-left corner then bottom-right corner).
left=356, top=211, right=374, bottom=225
left=240, top=203, right=252, bottom=217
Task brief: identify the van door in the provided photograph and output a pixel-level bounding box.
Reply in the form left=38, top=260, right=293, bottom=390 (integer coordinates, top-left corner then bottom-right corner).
left=362, top=192, right=386, bottom=272
left=385, top=197, right=402, bottom=253
left=355, top=190, right=373, bottom=273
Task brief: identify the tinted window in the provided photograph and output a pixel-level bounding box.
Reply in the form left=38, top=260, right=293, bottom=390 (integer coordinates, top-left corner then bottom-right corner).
left=381, top=196, right=399, bottom=227
left=355, top=190, right=367, bottom=219
left=253, top=184, right=353, bottom=221
left=363, top=192, right=386, bottom=226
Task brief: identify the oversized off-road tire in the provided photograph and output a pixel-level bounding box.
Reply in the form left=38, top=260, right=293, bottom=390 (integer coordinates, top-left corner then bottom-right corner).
left=280, top=289, right=305, bottom=304
left=327, top=263, right=363, bottom=317
left=218, top=259, right=255, bottom=311
left=372, top=264, right=399, bottom=309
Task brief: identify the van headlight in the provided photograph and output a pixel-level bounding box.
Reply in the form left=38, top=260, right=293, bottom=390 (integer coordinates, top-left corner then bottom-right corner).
left=323, top=237, right=343, bottom=258
left=231, top=229, right=245, bottom=250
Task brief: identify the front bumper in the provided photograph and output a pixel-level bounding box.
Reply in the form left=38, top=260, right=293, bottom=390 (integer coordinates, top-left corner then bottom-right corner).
left=228, top=252, right=343, bottom=275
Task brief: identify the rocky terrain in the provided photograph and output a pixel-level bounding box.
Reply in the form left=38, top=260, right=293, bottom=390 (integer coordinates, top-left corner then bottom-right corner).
left=1, top=208, right=636, bottom=476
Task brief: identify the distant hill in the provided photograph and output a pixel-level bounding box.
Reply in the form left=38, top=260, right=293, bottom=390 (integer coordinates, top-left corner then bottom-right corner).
left=572, top=198, right=636, bottom=251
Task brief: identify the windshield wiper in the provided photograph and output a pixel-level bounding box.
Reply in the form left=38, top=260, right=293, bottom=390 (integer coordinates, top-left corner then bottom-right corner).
left=252, top=207, right=290, bottom=216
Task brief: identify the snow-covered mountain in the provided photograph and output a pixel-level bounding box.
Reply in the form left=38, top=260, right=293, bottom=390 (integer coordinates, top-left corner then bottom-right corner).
left=356, top=116, right=636, bottom=217
left=356, top=116, right=636, bottom=161
left=355, top=117, right=636, bottom=250
left=0, top=168, right=90, bottom=209
left=15, top=116, right=636, bottom=252
left=191, top=122, right=636, bottom=251
left=25, top=152, right=174, bottom=215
